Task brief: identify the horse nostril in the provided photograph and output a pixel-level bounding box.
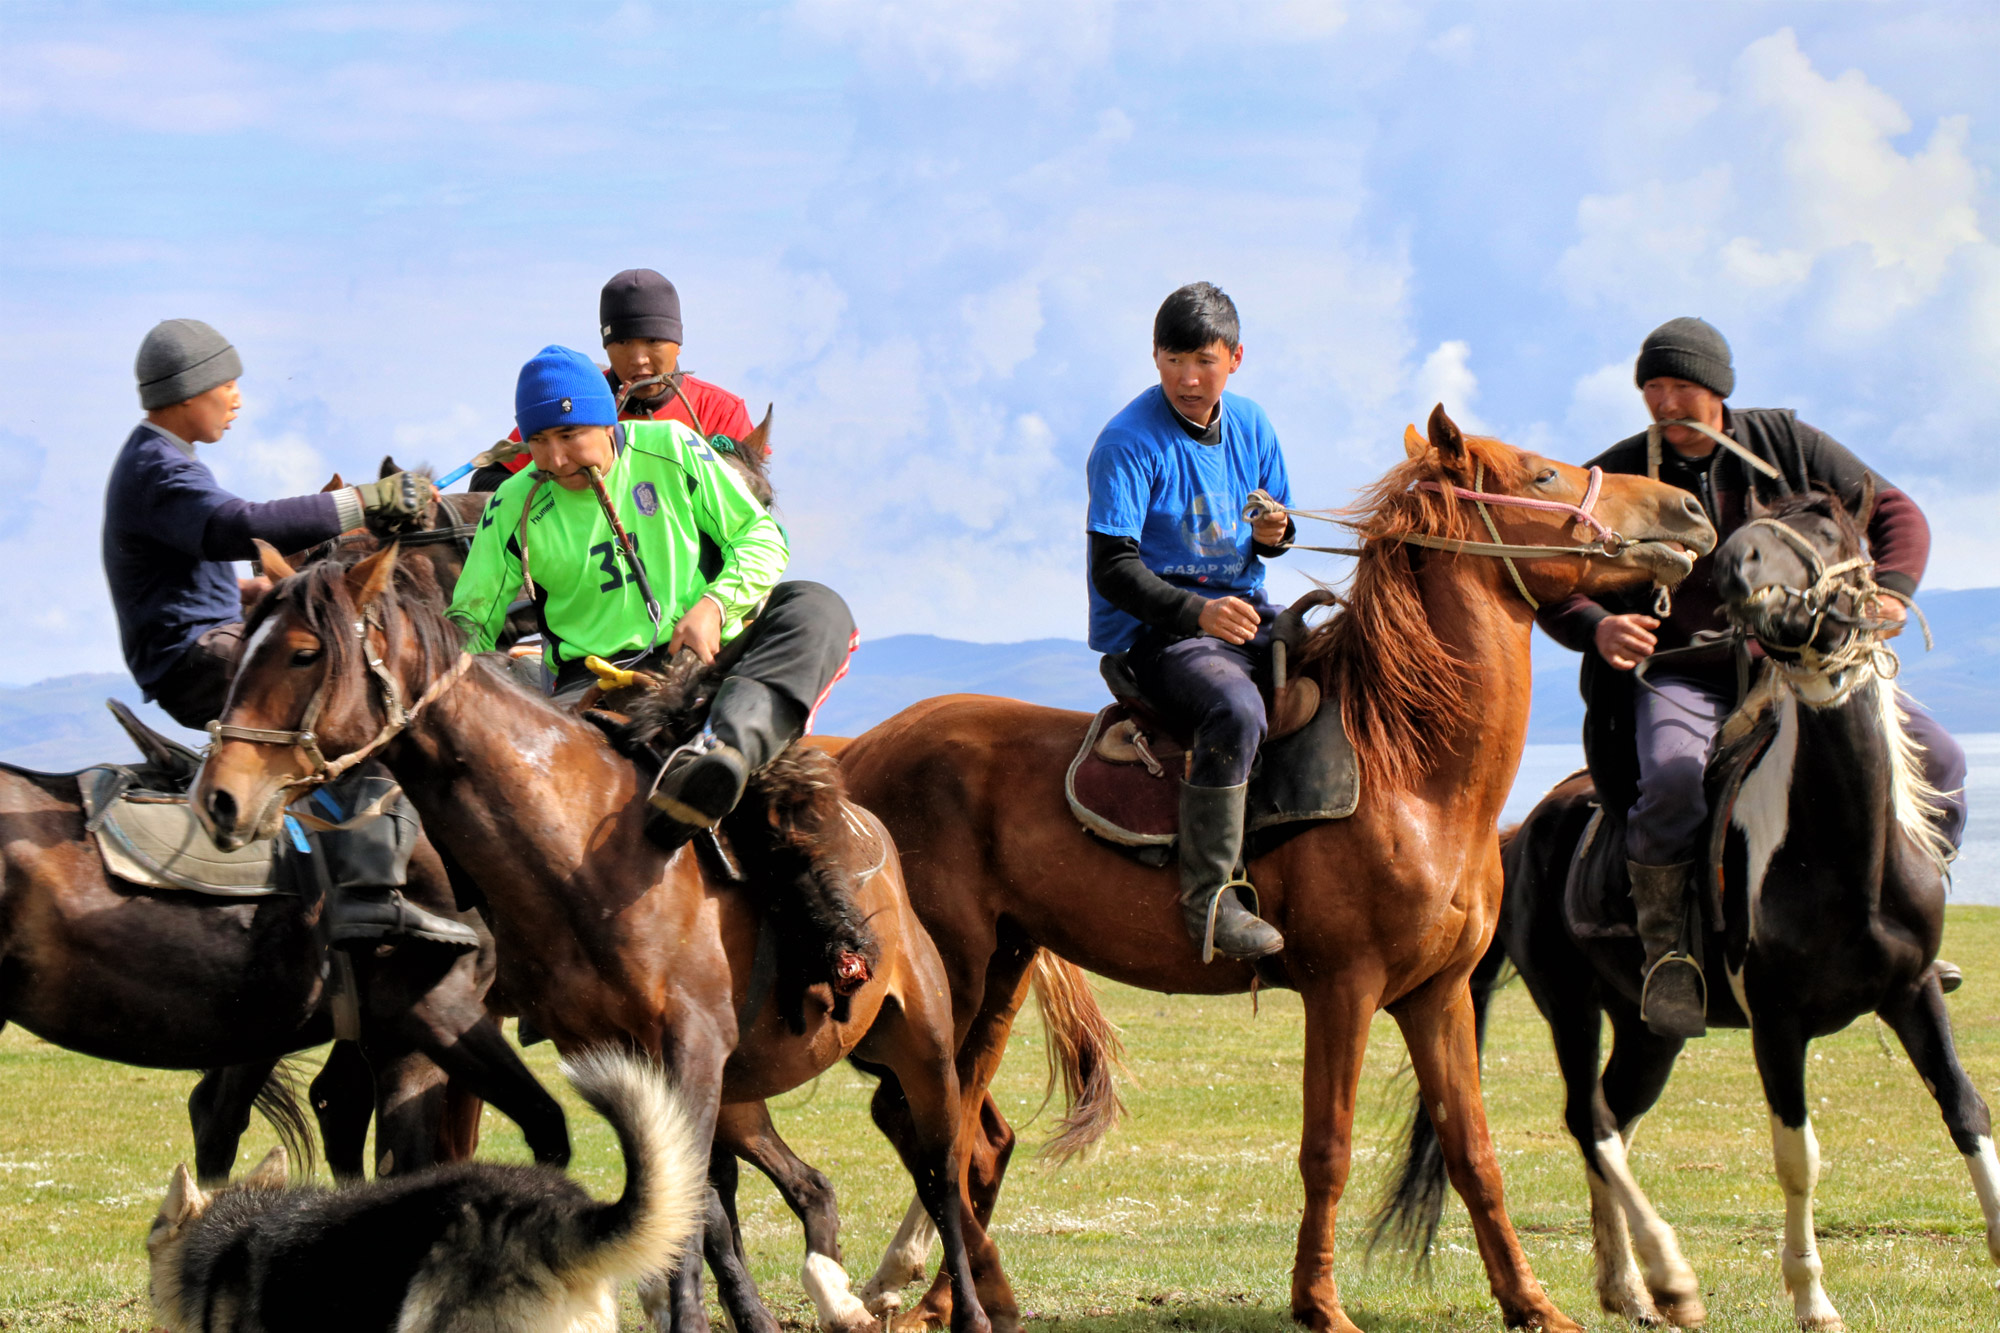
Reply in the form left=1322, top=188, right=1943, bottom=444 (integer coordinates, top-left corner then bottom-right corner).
left=206, top=788, right=238, bottom=832
left=1681, top=495, right=1704, bottom=523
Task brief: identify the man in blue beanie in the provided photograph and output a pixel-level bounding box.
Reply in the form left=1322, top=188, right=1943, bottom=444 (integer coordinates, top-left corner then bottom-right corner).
left=451, top=345, right=857, bottom=846
left=450, top=345, right=872, bottom=1000
left=103, top=318, right=477, bottom=952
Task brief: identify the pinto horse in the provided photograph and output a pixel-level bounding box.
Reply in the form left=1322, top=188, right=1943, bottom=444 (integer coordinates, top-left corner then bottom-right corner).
left=192, top=546, right=1036, bottom=1333
left=1379, top=487, right=1993, bottom=1331
left=839, top=407, right=1716, bottom=1332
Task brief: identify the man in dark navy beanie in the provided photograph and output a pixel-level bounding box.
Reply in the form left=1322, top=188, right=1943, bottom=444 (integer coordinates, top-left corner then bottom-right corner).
left=1536, top=316, right=1964, bottom=1038
left=469, top=269, right=754, bottom=491
left=102, top=319, right=476, bottom=953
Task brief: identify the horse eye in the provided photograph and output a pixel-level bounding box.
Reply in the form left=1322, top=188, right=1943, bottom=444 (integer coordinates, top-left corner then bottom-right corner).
left=1534, top=469, right=1558, bottom=486
left=290, top=647, right=322, bottom=667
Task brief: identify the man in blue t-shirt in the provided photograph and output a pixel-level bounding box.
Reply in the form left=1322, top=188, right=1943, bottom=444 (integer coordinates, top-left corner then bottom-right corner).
left=1085, top=282, right=1294, bottom=963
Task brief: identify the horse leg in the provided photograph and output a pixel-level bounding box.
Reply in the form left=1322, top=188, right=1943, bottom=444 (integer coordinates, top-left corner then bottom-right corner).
left=638, top=1018, right=732, bottom=1333
left=436, top=1078, right=485, bottom=1163
left=189, top=1057, right=281, bottom=1188
left=866, top=1063, right=998, bottom=1333
left=862, top=1093, right=1013, bottom=1322
left=700, top=1149, right=780, bottom=1333
left=721, top=1100, right=874, bottom=1333
left=1751, top=1018, right=1843, bottom=1330
left=1878, top=973, right=2000, bottom=1267
left=405, top=1011, right=569, bottom=1166
left=309, top=1041, right=375, bottom=1182
left=874, top=945, right=1036, bottom=1330
left=1290, top=977, right=1381, bottom=1333
left=1391, top=975, right=1579, bottom=1333
left=1597, top=1002, right=1702, bottom=1326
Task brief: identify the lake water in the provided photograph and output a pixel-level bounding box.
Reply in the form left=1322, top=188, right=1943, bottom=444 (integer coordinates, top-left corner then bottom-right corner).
left=1503, top=733, right=2000, bottom=906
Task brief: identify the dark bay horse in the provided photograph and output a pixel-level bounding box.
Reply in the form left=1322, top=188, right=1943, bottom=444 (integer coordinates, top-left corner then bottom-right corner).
left=1379, top=488, right=1991, bottom=1330
left=192, top=546, right=1066, bottom=1333
left=0, top=489, right=565, bottom=1190
left=839, top=407, right=1717, bottom=1332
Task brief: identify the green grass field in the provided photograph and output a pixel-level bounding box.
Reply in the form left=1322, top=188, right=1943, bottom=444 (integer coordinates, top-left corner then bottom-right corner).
left=7, top=909, right=2000, bottom=1331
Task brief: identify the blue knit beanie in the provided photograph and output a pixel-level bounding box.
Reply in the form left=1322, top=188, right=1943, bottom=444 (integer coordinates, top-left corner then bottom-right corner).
left=515, top=345, right=617, bottom=441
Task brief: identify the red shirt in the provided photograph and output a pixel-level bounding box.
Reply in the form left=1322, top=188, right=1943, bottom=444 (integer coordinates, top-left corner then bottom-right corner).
left=499, top=370, right=755, bottom=474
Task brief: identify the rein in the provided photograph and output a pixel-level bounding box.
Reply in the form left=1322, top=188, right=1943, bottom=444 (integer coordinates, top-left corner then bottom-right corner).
left=1256, top=460, right=1636, bottom=613
left=209, top=601, right=477, bottom=793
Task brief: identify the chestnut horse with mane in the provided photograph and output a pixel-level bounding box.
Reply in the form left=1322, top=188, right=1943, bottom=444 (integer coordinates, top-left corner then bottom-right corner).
left=841, top=407, right=1716, bottom=1332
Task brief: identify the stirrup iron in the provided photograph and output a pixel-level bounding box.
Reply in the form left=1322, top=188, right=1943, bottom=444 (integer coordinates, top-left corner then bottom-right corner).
left=1200, top=876, right=1262, bottom=966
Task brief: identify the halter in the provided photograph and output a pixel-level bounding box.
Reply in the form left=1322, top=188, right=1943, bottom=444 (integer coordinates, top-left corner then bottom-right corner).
left=1401, top=461, right=1626, bottom=611
left=1729, top=514, right=1898, bottom=696
left=208, top=599, right=476, bottom=792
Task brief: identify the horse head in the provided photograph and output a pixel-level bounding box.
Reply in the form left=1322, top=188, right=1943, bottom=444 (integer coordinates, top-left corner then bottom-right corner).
left=1713, top=484, right=1879, bottom=663
left=1389, top=404, right=1716, bottom=605
left=194, top=544, right=459, bottom=849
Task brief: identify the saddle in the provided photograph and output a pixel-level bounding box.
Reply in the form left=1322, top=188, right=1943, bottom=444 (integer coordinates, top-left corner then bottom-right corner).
left=1561, top=677, right=1780, bottom=942
left=66, top=702, right=283, bottom=897
left=1066, top=592, right=1360, bottom=851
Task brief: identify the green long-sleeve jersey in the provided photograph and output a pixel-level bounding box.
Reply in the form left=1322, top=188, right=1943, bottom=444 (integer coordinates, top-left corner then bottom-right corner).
left=448, top=420, right=787, bottom=668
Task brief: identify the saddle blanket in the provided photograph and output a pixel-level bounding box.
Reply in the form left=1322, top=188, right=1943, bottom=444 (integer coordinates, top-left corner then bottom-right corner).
left=76, top=765, right=281, bottom=897
left=1065, top=684, right=1360, bottom=847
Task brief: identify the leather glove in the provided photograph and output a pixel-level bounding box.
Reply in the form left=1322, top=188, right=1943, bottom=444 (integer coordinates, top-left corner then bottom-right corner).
left=354, top=471, right=434, bottom=525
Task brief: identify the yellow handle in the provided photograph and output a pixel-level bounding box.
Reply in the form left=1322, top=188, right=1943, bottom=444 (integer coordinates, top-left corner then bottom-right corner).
left=584, top=655, right=641, bottom=690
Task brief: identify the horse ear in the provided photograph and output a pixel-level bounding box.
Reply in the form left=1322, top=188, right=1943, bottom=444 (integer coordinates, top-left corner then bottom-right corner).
left=253, top=540, right=297, bottom=582
left=738, top=407, right=773, bottom=467
left=1852, top=474, right=1878, bottom=528
left=1403, top=424, right=1428, bottom=459
left=1745, top=486, right=1769, bottom=519
left=346, top=544, right=400, bottom=610
left=159, top=1163, right=207, bottom=1228
left=1426, top=404, right=1469, bottom=472
left=379, top=455, right=401, bottom=480
left=239, top=1146, right=288, bottom=1190
left=320, top=473, right=346, bottom=493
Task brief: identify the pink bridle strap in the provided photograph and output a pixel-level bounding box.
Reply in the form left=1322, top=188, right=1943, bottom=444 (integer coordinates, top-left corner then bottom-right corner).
left=1417, top=465, right=1611, bottom=542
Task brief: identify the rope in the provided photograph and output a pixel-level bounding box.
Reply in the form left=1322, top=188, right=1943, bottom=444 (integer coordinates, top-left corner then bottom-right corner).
left=1647, top=418, right=1783, bottom=482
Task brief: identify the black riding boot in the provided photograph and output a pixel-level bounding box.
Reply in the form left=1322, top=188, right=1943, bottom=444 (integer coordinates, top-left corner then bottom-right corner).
left=313, top=783, right=478, bottom=954
left=1630, top=859, right=1705, bottom=1038
left=1178, top=781, right=1283, bottom=963
left=646, top=677, right=803, bottom=851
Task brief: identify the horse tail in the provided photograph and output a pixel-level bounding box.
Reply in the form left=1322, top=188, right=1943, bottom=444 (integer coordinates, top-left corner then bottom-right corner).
left=1030, top=951, right=1127, bottom=1164
left=1366, top=888, right=1516, bottom=1266
left=253, top=1057, right=319, bottom=1178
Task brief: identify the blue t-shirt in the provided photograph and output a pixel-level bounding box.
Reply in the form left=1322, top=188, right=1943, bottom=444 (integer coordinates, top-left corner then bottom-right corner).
left=1084, top=386, right=1291, bottom=653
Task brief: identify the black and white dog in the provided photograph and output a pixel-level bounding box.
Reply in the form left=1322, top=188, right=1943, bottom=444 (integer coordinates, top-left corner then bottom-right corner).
left=148, top=1049, right=701, bottom=1333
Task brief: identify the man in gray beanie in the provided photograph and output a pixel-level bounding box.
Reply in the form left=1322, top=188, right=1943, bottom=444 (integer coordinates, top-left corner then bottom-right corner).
left=102, top=319, right=476, bottom=952
left=1535, top=316, right=1966, bottom=1038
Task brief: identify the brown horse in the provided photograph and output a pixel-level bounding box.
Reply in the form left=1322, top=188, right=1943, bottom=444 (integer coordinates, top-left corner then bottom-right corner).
left=193, top=546, right=1023, bottom=1333
left=839, top=407, right=1717, bottom=1332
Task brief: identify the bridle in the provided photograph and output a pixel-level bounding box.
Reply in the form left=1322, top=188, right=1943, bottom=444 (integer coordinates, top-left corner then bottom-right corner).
left=1256, top=458, right=1649, bottom=612
left=1727, top=513, right=1907, bottom=695
left=208, top=595, right=475, bottom=794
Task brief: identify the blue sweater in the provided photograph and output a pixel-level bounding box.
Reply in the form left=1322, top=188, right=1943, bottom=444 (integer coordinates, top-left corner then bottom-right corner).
left=102, top=423, right=348, bottom=693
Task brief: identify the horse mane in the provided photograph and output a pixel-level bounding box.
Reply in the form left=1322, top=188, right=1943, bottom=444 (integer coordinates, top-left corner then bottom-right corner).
left=1296, top=436, right=1529, bottom=794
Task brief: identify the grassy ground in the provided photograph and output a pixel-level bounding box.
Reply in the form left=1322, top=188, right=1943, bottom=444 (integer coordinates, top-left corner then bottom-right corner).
left=7, top=910, right=2000, bottom=1331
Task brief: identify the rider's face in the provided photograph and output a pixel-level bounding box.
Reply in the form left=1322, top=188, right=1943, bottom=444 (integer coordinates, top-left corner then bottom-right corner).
left=179, top=380, right=241, bottom=444
left=1153, top=340, right=1243, bottom=427
left=606, top=339, right=681, bottom=397
left=1642, top=376, right=1726, bottom=457
left=527, top=424, right=616, bottom=491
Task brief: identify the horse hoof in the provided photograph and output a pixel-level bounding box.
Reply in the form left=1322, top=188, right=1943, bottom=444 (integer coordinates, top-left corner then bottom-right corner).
left=862, top=1290, right=904, bottom=1320
left=1597, top=1291, right=1663, bottom=1325
left=1798, top=1318, right=1844, bottom=1332
left=1653, top=1293, right=1707, bottom=1328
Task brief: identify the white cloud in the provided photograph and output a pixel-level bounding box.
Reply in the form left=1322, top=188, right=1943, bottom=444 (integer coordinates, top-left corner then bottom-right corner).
left=795, top=0, right=1117, bottom=86
left=1413, top=340, right=1484, bottom=434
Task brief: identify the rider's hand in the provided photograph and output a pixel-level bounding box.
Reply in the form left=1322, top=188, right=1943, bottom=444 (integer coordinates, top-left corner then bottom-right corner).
left=354, top=471, right=435, bottom=526
left=1251, top=505, right=1289, bottom=548
left=668, top=596, right=723, bottom=665
left=1872, top=595, right=1908, bottom=639
left=238, top=576, right=272, bottom=615
left=1595, top=614, right=1660, bottom=671
left=1198, top=595, right=1261, bottom=646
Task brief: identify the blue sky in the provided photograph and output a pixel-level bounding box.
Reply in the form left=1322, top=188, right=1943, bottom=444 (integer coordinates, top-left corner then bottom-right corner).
left=4, top=1, right=2000, bottom=681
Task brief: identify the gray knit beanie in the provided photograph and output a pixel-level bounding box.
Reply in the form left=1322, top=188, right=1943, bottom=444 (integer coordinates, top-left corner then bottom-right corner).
left=135, top=319, right=243, bottom=409
left=1634, top=316, right=1733, bottom=399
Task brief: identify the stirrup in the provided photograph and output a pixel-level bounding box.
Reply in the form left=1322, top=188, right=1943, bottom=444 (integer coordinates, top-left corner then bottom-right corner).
left=1200, top=876, right=1264, bottom=966
left=1639, top=951, right=1707, bottom=1036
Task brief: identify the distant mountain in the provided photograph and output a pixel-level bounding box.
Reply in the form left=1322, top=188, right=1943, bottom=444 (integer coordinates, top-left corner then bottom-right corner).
left=5, top=588, right=1996, bottom=771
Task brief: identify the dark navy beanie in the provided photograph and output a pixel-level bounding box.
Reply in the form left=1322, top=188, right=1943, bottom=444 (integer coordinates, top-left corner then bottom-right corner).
left=516, top=346, right=618, bottom=441
left=1634, top=317, right=1734, bottom=399
left=600, top=269, right=683, bottom=345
